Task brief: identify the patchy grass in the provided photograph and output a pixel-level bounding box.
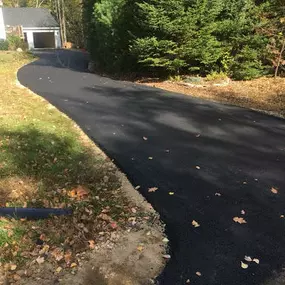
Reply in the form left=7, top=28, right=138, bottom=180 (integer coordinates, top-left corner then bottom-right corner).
left=0, top=52, right=142, bottom=281
left=139, top=77, right=285, bottom=118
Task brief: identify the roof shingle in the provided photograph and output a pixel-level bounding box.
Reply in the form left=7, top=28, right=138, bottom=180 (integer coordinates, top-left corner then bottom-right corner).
left=2, top=8, right=59, bottom=28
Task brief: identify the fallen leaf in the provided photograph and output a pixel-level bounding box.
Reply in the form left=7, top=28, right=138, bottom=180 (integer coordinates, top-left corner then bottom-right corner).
left=241, top=261, right=248, bottom=269
left=70, top=263, right=77, bottom=268
left=162, top=254, right=171, bottom=259
left=64, top=251, right=72, bottom=264
left=244, top=256, right=252, bottom=262
left=196, top=166, right=201, bottom=170
left=215, top=193, right=221, bottom=196
left=148, top=157, right=153, bottom=160
left=51, top=248, right=64, bottom=261
left=143, top=137, right=148, bottom=141
left=186, top=279, right=190, bottom=283
left=271, top=187, right=278, bottom=194
left=36, top=256, right=45, bottom=264
left=196, top=272, right=202, bottom=277
left=75, top=185, right=89, bottom=199
left=110, top=222, right=118, bottom=229
left=169, top=192, right=175, bottom=195
left=88, top=240, right=95, bottom=249
left=162, top=238, right=169, bottom=243
left=253, top=258, right=260, bottom=264
left=192, top=220, right=200, bottom=228
left=241, top=210, right=246, bottom=215
left=148, top=187, right=158, bottom=193
left=137, top=245, right=144, bottom=252
left=233, top=217, right=247, bottom=224
left=39, top=244, right=50, bottom=255
left=55, top=267, right=62, bottom=273
left=135, top=186, right=141, bottom=190
left=196, top=134, right=201, bottom=137
left=10, top=264, right=17, bottom=271
left=13, top=274, right=21, bottom=281
left=281, top=215, right=284, bottom=218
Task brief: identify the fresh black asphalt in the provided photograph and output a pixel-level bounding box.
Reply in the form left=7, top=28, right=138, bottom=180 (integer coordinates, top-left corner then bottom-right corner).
left=18, top=50, right=285, bottom=285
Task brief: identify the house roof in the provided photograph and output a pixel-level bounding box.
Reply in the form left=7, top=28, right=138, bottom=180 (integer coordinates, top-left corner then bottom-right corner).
left=2, top=8, right=59, bottom=28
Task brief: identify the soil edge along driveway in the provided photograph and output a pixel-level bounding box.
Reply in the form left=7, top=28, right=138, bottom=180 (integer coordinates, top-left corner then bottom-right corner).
left=18, top=50, right=285, bottom=285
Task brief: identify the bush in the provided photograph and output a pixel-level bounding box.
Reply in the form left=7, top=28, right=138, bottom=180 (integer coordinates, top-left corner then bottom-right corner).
left=0, top=40, right=9, bottom=51
left=7, top=35, right=28, bottom=51
left=206, top=71, right=228, bottom=82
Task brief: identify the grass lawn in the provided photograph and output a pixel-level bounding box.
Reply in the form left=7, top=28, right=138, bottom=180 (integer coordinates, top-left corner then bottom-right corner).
left=0, top=52, right=135, bottom=281
left=140, top=77, right=285, bottom=118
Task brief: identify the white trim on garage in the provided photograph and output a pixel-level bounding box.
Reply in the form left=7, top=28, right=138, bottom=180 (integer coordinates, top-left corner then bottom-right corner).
left=23, top=28, right=61, bottom=49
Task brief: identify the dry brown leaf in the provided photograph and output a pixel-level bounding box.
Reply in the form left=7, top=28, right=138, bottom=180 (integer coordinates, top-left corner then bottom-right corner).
left=233, top=217, right=247, bottom=224
left=51, top=248, right=64, bottom=262
left=36, top=256, right=45, bottom=265
left=192, top=220, right=200, bottom=228
left=137, top=245, right=144, bottom=252
left=64, top=251, right=72, bottom=264
left=148, top=187, right=158, bottom=193
left=13, top=274, right=21, bottom=281
left=241, top=261, right=248, bottom=269
left=88, top=240, right=95, bottom=249
left=271, top=187, right=278, bottom=194
left=39, top=244, right=50, bottom=255
left=196, top=272, right=202, bottom=277
left=70, top=263, right=77, bottom=268
left=10, top=264, right=17, bottom=271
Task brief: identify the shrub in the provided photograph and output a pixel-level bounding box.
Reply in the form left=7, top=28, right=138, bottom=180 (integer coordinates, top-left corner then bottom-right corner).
left=0, top=40, right=9, bottom=51
left=206, top=71, right=228, bottom=81
left=7, top=35, right=28, bottom=51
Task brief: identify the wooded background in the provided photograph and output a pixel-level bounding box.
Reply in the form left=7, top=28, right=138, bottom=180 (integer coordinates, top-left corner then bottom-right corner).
left=3, top=0, right=285, bottom=80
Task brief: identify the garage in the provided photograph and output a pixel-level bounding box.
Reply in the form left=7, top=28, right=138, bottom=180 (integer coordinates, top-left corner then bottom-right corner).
left=33, top=32, right=55, bottom=48
left=1, top=7, right=61, bottom=49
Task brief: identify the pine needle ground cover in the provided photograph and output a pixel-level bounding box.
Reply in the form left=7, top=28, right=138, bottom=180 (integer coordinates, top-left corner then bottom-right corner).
left=140, top=77, right=285, bottom=118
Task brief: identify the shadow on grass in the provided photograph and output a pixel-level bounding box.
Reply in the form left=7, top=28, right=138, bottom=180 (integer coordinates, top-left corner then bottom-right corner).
left=0, top=126, right=119, bottom=208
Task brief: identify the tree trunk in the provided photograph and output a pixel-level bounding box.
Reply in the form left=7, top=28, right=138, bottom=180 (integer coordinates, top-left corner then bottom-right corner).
left=275, top=37, right=285, bottom=78
left=61, top=0, right=67, bottom=43
left=57, top=0, right=64, bottom=45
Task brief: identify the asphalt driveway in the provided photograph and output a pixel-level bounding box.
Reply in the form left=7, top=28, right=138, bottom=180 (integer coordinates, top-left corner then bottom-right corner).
left=18, top=50, right=285, bottom=285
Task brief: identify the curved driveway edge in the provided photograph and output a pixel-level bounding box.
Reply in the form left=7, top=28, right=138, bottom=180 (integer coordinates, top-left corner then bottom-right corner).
left=18, top=50, right=285, bottom=285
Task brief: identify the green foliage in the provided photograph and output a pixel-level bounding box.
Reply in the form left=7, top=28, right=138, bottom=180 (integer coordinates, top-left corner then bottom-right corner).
left=206, top=71, right=228, bottom=81
left=83, top=0, right=282, bottom=80
left=6, top=35, right=28, bottom=51
left=0, top=40, right=9, bottom=51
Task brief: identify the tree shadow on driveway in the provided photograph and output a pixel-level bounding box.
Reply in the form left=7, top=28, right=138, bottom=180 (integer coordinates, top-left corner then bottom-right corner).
left=18, top=54, right=285, bottom=285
